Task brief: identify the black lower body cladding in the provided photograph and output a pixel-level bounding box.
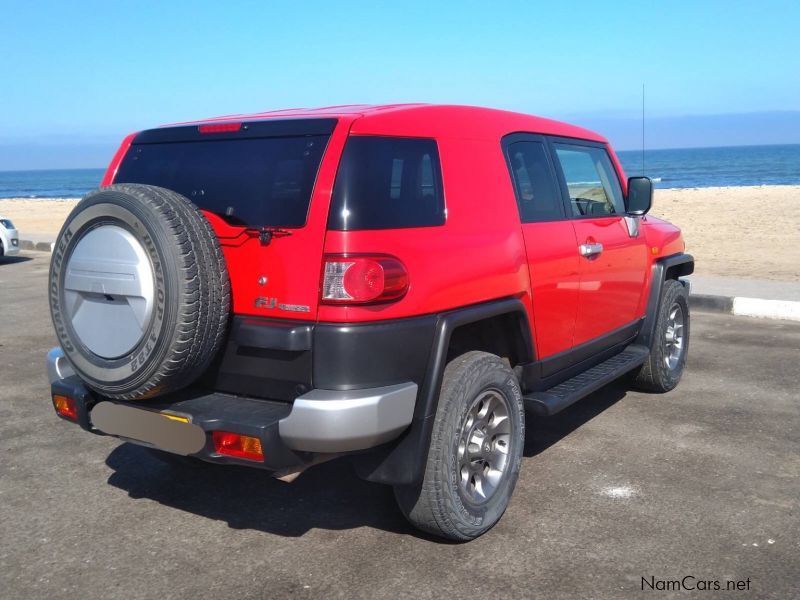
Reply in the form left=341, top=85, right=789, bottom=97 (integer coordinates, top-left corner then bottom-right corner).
left=313, top=316, right=437, bottom=391
left=209, top=314, right=438, bottom=401
left=49, top=185, right=230, bottom=400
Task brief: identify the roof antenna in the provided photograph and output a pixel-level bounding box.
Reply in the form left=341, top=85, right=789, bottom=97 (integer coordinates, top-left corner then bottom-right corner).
left=641, top=83, right=646, bottom=175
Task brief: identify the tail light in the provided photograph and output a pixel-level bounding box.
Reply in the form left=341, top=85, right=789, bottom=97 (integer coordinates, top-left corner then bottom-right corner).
left=321, top=255, right=409, bottom=304
left=52, top=394, right=78, bottom=421
left=212, top=431, right=264, bottom=461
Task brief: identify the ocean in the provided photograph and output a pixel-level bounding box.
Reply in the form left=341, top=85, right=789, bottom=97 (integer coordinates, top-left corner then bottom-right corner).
left=1, top=144, right=799, bottom=199
left=617, top=144, right=800, bottom=189
left=0, top=168, right=105, bottom=199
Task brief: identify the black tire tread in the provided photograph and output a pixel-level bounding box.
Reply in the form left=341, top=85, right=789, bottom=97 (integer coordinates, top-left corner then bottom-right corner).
left=138, top=185, right=230, bottom=388
left=395, top=351, right=524, bottom=541
left=631, top=279, right=689, bottom=393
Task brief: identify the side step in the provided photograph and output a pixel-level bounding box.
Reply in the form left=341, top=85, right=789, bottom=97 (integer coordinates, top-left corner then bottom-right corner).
left=523, top=344, right=649, bottom=416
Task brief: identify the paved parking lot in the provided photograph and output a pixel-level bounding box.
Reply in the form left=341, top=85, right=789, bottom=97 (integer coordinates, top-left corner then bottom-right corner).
left=1, top=252, right=798, bottom=599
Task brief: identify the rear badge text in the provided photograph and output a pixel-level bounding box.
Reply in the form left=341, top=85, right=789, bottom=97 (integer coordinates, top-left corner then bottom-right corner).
left=254, top=297, right=311, bottom=313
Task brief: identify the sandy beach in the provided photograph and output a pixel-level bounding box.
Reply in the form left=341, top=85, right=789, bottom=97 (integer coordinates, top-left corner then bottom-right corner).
left=649, top=186, right=799, bottom=282
left=1, top=185, right=798, bottom=282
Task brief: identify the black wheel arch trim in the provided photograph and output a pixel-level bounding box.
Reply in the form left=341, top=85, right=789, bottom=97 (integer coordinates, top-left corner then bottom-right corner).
left=417, top=297, right=533, bottom=419
left=353, top=296, right=533, bottom=485
left=636, top=253, right=694, bottom=349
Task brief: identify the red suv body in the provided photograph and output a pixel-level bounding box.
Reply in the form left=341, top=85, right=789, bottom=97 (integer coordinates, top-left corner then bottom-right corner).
left=104, top=105, right=683, bottom=336
left=48, top=104, right=693, bottom=540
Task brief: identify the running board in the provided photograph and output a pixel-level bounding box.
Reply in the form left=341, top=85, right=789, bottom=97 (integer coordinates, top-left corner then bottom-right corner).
left=523, top=345, right=650, bottom=416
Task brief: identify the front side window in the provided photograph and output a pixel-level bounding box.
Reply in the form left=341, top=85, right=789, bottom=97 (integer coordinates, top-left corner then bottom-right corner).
left=328, top=136, right=445, bottom=230
left=554, top=144, right=624, bottom=217
left=506, top=141, right=563, bottom=222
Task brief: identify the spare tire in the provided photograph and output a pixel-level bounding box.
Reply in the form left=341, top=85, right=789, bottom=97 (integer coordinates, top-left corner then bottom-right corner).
left=49, top=184, right=230, bottom=400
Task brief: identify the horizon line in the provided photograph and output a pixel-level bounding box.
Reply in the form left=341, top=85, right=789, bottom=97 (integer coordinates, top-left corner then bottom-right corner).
left=2, top=141, right=800, bottom=173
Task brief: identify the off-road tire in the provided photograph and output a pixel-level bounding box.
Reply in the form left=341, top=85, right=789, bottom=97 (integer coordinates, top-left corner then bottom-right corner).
left=631, top=279, right=690, bottom=392
left=49, top=184, right=230, bottom=400
left=394, top=351, right=525, bottom=541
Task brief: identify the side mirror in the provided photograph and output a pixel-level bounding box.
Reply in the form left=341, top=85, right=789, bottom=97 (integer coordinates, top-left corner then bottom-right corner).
left=626, top=176, right=653, bottom=215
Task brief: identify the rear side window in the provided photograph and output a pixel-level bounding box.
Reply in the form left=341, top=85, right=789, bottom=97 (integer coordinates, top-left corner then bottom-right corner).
left=553, top=144, right=624, bottom=217
left=115, top=134, right=329, bottom=228
left=506, top=141, right=563, bottom=222
left=328, top=136, right=445, bottom=230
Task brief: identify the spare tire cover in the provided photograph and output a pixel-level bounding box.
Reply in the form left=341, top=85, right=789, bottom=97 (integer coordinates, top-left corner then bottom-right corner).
left=49, top=184, right=230, bottom=400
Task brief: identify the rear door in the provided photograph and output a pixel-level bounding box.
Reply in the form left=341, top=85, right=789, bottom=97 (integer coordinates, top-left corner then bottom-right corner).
left=114, top=118, right=348, bottom=321
left=549, top=140, right=647, bottom=346
left=503, top=134, right=580, bottom=359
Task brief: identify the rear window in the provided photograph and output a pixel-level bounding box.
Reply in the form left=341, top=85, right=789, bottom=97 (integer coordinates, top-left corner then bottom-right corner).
left=0, top=219, right=14, bottom=229
left=115, top=123, right=332, bottom=228
left=328, top=136, right=445, bottom=230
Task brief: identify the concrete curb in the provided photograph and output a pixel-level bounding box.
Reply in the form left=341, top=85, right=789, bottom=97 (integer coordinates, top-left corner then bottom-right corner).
left=689, top=294, right=734, bottom=313
left=691, top=294, right=800, bottom=322
left=19, top=240, right=54, bottom=252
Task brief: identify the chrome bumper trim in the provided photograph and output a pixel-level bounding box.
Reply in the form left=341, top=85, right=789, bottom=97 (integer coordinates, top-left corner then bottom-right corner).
left=47, top=347, right=75, bottom=384
left=279, top=382, right=418, bottom=453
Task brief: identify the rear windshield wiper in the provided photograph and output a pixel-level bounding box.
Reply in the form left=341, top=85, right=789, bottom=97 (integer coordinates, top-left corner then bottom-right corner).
left=257, top=226, right=293, bottom=246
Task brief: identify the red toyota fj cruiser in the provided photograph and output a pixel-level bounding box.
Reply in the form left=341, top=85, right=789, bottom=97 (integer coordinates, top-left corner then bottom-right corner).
left=47, top=104, right=692, bottom=541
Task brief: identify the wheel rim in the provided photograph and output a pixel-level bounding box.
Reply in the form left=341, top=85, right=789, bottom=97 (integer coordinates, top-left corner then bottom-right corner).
left=457, top=389, right=512, bottom=504
left=664, top=303, right=685, bottom=370
left=62, top=225, right=156, bottom=359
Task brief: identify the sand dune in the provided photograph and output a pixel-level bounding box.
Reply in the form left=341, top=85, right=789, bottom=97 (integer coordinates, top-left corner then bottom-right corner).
left=1, top=185, right=798, bottom=281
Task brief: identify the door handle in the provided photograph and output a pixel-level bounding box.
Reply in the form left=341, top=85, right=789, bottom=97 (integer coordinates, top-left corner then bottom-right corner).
left=579, top=242, right=603, bottom=257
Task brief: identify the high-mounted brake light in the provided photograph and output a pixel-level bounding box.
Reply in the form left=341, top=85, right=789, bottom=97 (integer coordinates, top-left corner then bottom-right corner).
left=321, top=255, right=409, bottom=304
left=52, top=394, right=78, bottom=421
left=198, top=122, right=242, bottom=134
left=212, top=431, right=264, bottom=461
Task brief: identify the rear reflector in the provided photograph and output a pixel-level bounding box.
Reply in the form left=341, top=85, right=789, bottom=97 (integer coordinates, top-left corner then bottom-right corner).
left=321, top=255, right=408, bottom=304
left=198, top=122, right=242, bottom=134
left=52, top=394, right=78, bottom=421
left=212, top=431, right=264, bottom=461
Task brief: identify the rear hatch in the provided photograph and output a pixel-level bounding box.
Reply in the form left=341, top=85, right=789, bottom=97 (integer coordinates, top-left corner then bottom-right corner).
left=113, top=118, right=343, bottom=322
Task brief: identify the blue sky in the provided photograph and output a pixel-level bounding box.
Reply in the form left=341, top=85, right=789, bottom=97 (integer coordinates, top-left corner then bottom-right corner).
left=2, top=0, right=799, bottom=169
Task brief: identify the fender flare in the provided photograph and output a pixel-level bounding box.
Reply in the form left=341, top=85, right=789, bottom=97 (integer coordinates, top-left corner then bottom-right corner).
left=636, top=253, right=694, bottom=348
left=354, top=297, right=534, bottom=486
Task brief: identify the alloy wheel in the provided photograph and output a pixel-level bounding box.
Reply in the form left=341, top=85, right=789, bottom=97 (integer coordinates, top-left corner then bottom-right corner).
left=664, top=303, right=685, bottom=370
left=457, top=389, right=512, bottom=504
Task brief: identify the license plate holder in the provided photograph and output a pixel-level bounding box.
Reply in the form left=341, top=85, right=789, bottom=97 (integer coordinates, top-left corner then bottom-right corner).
left=90, top=402, right=206, bottom=455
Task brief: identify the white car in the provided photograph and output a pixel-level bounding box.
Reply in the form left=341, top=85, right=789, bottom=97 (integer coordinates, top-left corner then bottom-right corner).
left=0, top=216, right=20, bottom=257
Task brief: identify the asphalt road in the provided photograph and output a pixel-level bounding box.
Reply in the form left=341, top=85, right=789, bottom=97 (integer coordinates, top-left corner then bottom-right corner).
left=1, top=252, right=798, bottom=599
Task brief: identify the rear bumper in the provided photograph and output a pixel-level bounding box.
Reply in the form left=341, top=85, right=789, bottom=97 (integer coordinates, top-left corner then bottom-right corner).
left=47, top=347, right=417, bottom=470
left=279, top=383, right=417, bottom=453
